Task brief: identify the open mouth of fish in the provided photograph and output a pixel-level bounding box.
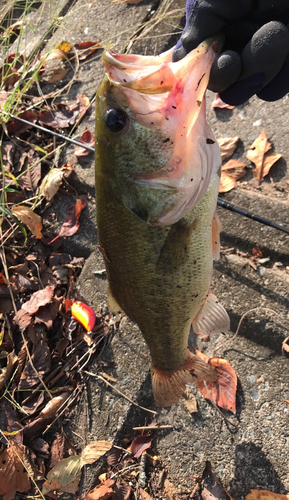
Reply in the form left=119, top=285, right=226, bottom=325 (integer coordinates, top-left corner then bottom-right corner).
left=102, top=37, right=222, bottom=226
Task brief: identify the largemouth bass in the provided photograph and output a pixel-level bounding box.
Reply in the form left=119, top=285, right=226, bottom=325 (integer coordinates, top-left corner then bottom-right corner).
left=95, top=39, right=230, bottom=407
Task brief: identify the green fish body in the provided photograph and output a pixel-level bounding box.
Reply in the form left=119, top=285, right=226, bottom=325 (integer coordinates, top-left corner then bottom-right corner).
left=95, top=40, right=230, bottom=406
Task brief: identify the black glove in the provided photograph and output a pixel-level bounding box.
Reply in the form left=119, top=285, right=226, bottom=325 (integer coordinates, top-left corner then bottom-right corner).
left=173, top=0, right=289, bottom=105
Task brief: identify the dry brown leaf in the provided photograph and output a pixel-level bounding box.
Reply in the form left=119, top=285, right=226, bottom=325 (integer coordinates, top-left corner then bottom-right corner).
left=40, top=164, right=74, bottom=201
left=245, top=491, right=289, bottom=500
left=219, top=173, right=236, bottom=193
left=211, top=94, right=235, bottom=109
left=0, top=350, right=18, bottom=392
left=252, top=150, right=282, bottom=179
left=139, top=488, right=155, bottom=500
left=201, top=461, right=230, bottom=500
left=164, top=479, right=180, bottom=500
left=11, top=206, right=42, bottom=238
left=246, top=129, right=281, bottom=181
left=81, top=440, right=113, bottom=465
left=0, top=441, right=31, bottom=500
left=181, top=387, right=198, bottom=413
left=217, top=136, right=239, bottom=161
left=39, top=392, right=70, bottom=419
left=221, top=159, right=248, bottom=179
left=196, top=351, right=237, bottom=413
left=42, top=455, right=83, bottom=495
left=85, top=478, right=116, bottom=500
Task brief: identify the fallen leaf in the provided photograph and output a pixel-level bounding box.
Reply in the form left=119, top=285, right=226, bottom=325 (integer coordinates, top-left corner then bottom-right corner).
left=181, top=387, right=198, bottom=413
left=11, top=206, right=42, bottom=238
left=8, top=110, right=38, bottom=136
left=246, top=130, right=281, bottom=181
left=0, top=399, right=23, bottom=445
left=18, top=339, right=51, bottom=390
left=74, top=128, right=95, bottom=156
left=221, top=159, right=248, bottom=179
left=0, top=350, right=18, bottom=392
left=0, top=440, right=31, bottom=500
left=42, top=455, right=83, bottom=495
left=40, top=163, right=74, bottom=201
left=22, top=285, right=54, bottom=315
left=245, top=491, right=289, bottom=500
left=139, top=488, right=155, bottom=500
left=195, top=351, right=237, bottom=413
left=217, top=137, right=239, bottom=161
left=130, top=434, right=152, bottom=458
left=201, top=461, right=230, bottom=500
left=85, top=478, right=116, bottom=500
left=282, top=336, right=289, bottom=358
left=81, top=440, right=113, bottom=465
left=49, top=197, right=87, bottom=243
left=219, top=173, right=236, bottom=193
left=17, top=150, right=42, bottom=192
left=39, top=392, right=70, bottom=419
left=212, top=94, right=235, bottom=109
left=38, top=94, right=90, bottom=129
left=74, top=41, right=100, bottom=60
left=106, top=447, right=122, bottom=466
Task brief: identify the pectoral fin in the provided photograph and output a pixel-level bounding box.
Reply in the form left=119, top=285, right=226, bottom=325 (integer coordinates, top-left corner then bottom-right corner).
left=192, top=290, right=230, bottom=335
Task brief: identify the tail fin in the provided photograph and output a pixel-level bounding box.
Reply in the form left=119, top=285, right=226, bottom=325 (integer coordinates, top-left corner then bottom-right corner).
left=151, top=351, right=217, bottom=407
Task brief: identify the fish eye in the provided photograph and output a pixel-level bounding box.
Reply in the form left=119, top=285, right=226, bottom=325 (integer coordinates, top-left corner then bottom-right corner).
left=104, top=108, right=128, bottom=133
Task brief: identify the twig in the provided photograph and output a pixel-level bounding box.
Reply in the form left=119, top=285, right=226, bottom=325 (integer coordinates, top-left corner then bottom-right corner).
left=84, top=371, right=157, bottom=415
left=111, top=464, right=140, bottom=479
left=231, top=307, right=280, bottom=342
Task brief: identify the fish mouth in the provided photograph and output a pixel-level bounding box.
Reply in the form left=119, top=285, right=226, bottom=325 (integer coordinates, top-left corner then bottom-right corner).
left=102, top=38, right=222, bottom=226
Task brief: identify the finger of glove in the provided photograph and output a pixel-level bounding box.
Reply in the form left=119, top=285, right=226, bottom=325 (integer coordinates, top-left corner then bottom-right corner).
left=219, top=73, right=266, bottom=106
left=208, top=51, right=242, bottom=92
left=257, top=57, right=289, bottom=101
left=240, top=21, right=289, bottom=85
left=250, top=0, right=289, bottom=24
left=173, top=0, right=253, bottom=62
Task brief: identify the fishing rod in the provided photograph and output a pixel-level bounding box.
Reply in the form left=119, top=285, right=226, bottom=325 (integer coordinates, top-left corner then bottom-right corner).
left=1, top=111, right=289, bottom=235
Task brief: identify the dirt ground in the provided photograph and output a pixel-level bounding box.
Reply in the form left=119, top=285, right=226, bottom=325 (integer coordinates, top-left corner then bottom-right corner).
left=2, top=0, right=289, bottom=497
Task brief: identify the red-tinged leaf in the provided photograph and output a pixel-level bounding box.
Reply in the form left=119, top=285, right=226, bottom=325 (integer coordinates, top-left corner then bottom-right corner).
left=252, top=247, right=263, bottom=258
left=106, top=447, right=122, bottom=467
left=84, top=478, right=116, bottom=500
left=195, top=351, right=237, bottom=413
left=130, top=434, right=152, bottom=458
left=22, top=285, right=54, bottom=315
left=211, top=94, right=235, bottom=109
left=74, top=128, right=95, bottom=156
left=8, top=110, right=38, bottom=136
left=49, top=197, right=87, bottom=244
left=0, top=441, right=31, bottom=500
left=74, top=41, right=100, bottom=60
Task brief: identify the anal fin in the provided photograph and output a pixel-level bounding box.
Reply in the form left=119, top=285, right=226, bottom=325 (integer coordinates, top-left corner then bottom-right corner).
left=151, top=350, right=217, bottom=407
left=192, top=290, right=230, bottom=335
left=212, top=210, right=222, bottom=260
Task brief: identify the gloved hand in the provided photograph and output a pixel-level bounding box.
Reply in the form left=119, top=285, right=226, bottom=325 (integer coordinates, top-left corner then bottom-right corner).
left=173, top=0, right=289, bottom=105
